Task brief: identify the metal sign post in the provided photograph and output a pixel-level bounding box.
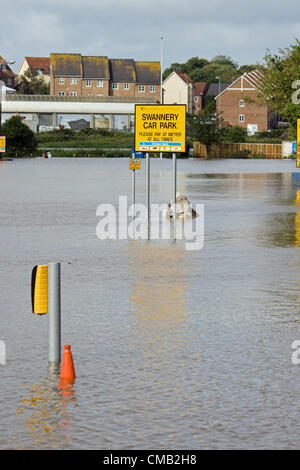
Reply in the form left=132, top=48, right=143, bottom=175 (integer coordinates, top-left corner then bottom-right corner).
left=31, top=262, right=62, bottom=371
left=48, top=262, right=61, bottom=369
left=146, top=152, right=150, bottom=240
left=134, top=104, right=186, bottom=242
left=173, top=153, right=177, bottom=241
left=132, top=168, right=136, bottom=209
left=129, top=156, right=141, bottom=239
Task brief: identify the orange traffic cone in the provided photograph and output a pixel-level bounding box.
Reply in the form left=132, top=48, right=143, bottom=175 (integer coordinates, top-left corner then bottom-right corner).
left=60, top=344, right=76, bottom=385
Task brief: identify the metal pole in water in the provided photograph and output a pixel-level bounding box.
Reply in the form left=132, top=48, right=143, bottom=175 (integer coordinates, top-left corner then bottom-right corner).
left=173, top=152, right=177, bottom=241
left=132, top=168, right=135, bottom=209
left=132, top=168, right=136, bottom=238
left=146, top=152, right=150, bottom=240
left=48, top=262, right=61, bottom=369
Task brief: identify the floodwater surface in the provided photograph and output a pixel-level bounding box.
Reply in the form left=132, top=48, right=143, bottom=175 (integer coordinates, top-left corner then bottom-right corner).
left=0, top=157, right=300, bottom=449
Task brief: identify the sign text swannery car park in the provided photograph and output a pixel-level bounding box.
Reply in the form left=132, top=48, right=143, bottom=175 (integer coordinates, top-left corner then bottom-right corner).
left=135, top=104, right=186, bottom=153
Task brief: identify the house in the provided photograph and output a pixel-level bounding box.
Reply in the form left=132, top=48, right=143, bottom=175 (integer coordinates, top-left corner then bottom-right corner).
left=215, top=70, right=278, bottom=133
left=18, top=57, right=50, bottom=83
left=0, top=56, right=17, bottom=90
left=0, top=80, right=16, bottom=94
left=50, top=53, right=83, bottom=96
left=162, top=71, right=194, bottom=113
left=109, top=58, right=136, bottom=97
left=207, top=82, right=230, bottom=98
left=193, top=82, right=208, bottom=112
left=49, top=53, right=160, bottom=100
left=82, top=56, right=110, bottom=96
left=134, top=61, right=161, bottom=101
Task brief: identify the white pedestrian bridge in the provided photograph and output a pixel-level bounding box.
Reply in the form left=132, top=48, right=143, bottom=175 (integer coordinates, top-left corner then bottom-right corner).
left=2, top=94, right=157, bottom=130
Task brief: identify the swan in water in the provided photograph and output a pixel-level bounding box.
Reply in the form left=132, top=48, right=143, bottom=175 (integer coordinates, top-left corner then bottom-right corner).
left=162, top=194, right=198, bottom=219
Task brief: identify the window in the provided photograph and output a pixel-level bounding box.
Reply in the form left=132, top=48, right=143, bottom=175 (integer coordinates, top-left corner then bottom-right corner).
left=58, top=91, right=65, bottom=96
left=85, top=94, right=92, bottom=96
left=150, top=85, right=155, bottom=93
left=37, top=68, right=43, bottom=75
left=239, top=115, right=245, bottom=122
left=112, top=83, right=118, bottom=90
left=124, top=83, right=129, bottom=90
left=138, top=85, right=145, bottom=92
left=97, top=80, right=103, bottom=87
left=70, top=77, right=77, bottom=85
left=86, top=80, right=91, bottom=87
left=239, top=99, right=245, bottom=107
left=97, top=94, right=104, bottom=96
left=194, top=96, right=198, bottom=102
left=58, top=77, right=65, bottom=84
left=70, top=91, right=77, bottom=96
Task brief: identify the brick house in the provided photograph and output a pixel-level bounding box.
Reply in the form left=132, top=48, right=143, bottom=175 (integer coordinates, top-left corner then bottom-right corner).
left=82, top=56, right=110, bottom=96
left=0, top=56, right=17, bottom=89
left=50, top=53, right=160, bottom=100
left=215, top=70, right=278, bottom=133
left=193, top=82, right=208, bottom=112
left=109, top=59, right=136, bottom=97
left=134, top=61, right=161, bottom=102
left=50, top=53, right=82, bottom=96
left=18, top=57, right=50, bottom=83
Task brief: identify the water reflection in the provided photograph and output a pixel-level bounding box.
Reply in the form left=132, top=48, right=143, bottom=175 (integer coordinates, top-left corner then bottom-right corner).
left=294, top=189, right=300, bottom=248
left=15, top=373, right=76, bottom=449
left=129, top=244, right=188, bottom=356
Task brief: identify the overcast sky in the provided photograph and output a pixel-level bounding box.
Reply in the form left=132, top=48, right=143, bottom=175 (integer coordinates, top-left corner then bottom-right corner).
left=2, top=0, right=300, bottom=73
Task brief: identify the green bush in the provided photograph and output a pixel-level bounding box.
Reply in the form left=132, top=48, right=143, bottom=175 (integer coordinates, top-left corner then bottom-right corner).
left=222, top=125, right=247, bottom=143
left=256, top=129, right=284, bottom=139
left=48, top=149, right=131, bottom=158
left=1, top=116, right=37, bottom=157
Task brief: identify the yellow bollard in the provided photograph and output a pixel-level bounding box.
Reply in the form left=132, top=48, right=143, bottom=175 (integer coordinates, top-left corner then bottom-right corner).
left=31, top=265, right=48, bottom=315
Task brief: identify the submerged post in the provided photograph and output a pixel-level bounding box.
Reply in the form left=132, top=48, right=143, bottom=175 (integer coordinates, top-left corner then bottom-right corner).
left=132, top=168, right=136, bottom=209
left=132, top=168, right=136, bottom=238
left=146, top=152, right=150, bottom=240
left=48, top=262, right=61, bottom=368
left=173, top=152, right=177, bottom=241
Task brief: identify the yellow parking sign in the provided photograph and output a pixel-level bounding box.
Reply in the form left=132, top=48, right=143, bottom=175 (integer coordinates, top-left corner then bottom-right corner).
left=0, top=136, right=6, bottom=153
left=129, top=158, right=141, bottom=170
left=135, top=104, right=186, bottom=153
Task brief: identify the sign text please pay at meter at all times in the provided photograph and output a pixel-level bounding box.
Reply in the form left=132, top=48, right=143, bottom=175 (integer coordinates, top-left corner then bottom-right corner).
left=134, top=105, right=186, bottom=153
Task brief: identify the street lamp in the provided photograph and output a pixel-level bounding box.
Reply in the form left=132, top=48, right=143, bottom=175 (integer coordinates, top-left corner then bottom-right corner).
left=0, top=59, right=15, bottom=136
left=160, top=36, right=163, bottom=159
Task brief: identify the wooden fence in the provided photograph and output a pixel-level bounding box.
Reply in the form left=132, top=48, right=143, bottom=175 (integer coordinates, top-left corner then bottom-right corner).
left=193, top=142, right=283, bottom=159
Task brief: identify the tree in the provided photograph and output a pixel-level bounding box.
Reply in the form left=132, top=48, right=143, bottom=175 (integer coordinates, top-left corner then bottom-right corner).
left=185, top=56, right=209, bottom=72
left=198, top=63, right=239, bottom=84
left=211, top=55, right=238, bottom=69
left=1, top=115, right=37, bottom=157
left=256, top=39, right=300, bottom=138
left=237, top=64, right=264, bottom=75
left=189, top=110, right=223, bottom=157
left=18, top=65, right=50, bottom=95
left=162, top=55, right=262, bottom=86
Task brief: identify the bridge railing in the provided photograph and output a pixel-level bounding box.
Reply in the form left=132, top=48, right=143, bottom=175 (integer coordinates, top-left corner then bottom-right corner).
left=4, top=94, right=156, bottom=104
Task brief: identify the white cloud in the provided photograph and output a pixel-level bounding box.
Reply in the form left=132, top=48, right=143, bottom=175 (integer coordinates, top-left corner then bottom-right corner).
left=1, top=0, right=300, bottom=72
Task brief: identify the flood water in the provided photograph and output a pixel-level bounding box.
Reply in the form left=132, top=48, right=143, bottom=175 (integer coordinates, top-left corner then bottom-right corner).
left=1, top=157, right=300, bottom=450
